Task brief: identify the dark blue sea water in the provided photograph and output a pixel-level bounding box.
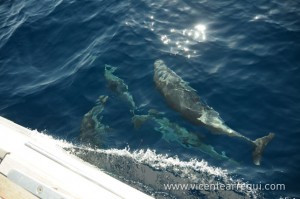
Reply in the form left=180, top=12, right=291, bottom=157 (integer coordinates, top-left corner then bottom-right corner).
left=1, top=0, right=300, bottom=198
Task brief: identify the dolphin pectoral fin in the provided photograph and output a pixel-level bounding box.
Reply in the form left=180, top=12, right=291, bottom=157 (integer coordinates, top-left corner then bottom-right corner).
left=252, top=132, right=275, bottom=166
left=197, top=112, right=209, bottom=124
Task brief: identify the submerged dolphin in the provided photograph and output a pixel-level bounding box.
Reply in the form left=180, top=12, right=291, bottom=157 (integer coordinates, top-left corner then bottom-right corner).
left=80, top=95, right=110, bottom=147
left=132, top=111, right=235, bottom=163
left=153, top=59, right=275, bottom=165
left=104, top=65, right=135, bottom=111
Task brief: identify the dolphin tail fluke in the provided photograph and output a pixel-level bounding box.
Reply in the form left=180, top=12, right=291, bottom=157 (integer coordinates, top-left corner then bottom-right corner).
left=252, top=132, right=275, bottom=165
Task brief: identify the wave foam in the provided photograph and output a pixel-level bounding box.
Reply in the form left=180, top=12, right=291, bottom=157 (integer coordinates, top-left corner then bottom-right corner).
left=27, top=129, right=261, bottom=198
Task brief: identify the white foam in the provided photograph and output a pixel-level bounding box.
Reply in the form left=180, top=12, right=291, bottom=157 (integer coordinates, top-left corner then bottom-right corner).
left=26, top=129, right=260, bottom=198
left=26, top=130, right=230, bottom=180
left=76, top=147, right=228, bottom=177
left=65, top=146, right=260, bottom=198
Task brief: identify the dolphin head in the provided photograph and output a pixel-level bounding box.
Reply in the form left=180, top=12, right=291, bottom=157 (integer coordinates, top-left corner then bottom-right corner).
left=154, top=59, right=167, bottom=71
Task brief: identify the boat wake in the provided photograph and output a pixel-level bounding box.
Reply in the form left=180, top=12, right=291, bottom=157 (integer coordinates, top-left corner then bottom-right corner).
left=28, top=130, right=262, bottom=199
left=66, top=146, right=262, bottom=199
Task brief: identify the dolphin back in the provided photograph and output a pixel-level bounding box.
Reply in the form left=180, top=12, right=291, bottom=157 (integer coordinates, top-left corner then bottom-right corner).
left=153, top=60, right=206, bottom=124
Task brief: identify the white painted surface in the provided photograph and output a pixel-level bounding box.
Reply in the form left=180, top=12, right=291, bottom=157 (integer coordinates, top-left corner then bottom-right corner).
left=0, top=116, right=154, bottom=199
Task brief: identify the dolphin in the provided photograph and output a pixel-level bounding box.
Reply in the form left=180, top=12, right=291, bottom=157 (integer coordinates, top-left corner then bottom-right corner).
left=153, top=59, right=274, bottom=165
left=104, top=65, right=135, bottom=111
left=132, top=111, right=236, bottom=163
left=80, top=95, right=110, bottom=147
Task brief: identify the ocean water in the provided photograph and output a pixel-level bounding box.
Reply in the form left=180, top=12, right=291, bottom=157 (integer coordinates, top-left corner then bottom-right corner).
left=1, top=0, right=300, bottom=198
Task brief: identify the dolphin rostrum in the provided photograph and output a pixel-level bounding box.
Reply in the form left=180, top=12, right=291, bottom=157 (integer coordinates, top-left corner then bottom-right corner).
left=153, top=59, right=275, bottom=165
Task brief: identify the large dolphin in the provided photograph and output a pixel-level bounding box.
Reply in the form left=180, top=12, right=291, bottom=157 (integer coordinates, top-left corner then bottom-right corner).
left=153, top=59, right=275, bottom=165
